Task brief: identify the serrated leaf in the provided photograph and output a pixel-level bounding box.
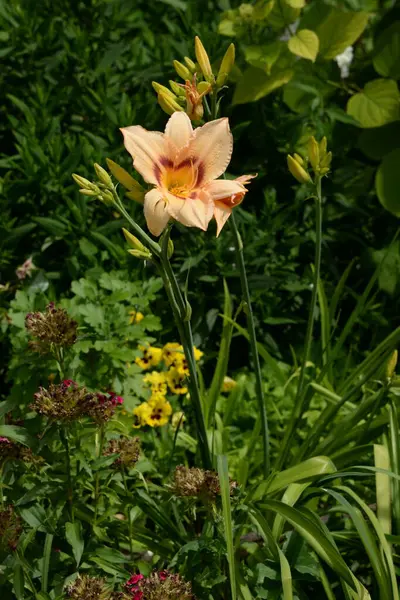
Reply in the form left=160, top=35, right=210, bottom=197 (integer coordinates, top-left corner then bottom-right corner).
left=233, top=66, right=293, bottom=105
left=315, top=8, right=369, bottom=59
left=347, top=79, right=400, bottom=128
left=288, top=29, right=319, bottom=61
left=375, top=149, right=400, bottom=218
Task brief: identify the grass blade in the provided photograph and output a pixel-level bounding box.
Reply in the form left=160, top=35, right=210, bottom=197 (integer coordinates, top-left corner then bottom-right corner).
left=41, top=533, right=53, bottom=592
left=218, top=455, right=237, bottom=600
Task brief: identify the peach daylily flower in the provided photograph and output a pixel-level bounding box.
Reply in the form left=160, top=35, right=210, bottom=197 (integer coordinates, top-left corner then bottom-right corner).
left=120, top=112, right=253, bottom=237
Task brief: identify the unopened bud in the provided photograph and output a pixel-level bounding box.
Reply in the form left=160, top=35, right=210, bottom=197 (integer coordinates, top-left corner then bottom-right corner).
left=158, top=92, right=185, bottom=116
left=184, top=56, right=197, bottom=72
left=319, top=136, right=327, bottom=157
left=320, top=151, right=332, bottom=168
left=100, top=190, right=114, bottom=206
left=122, top=228, right=147, bottom=253
left=79, top=188, right=99, bottom=197
left=128, top=248, right=152, bottom=260
left=169, top=80, right=186, bottom=97
left=216, top=43, right=235, bottom=87
left=308, top=136, right=320, bottom=172
left=72, top=174, right=97, bottom=190
left=152, top=81, right=176, bottom=99
left=106, top=158, right=145, bottom=204
left=195, top=36, right=214, bottom=83
left=167, top=238, right=174, bottom=259
left=386, top=350, right=398, bottom=379
left=173, top=60, right=191, bottom=80
left=94, top=163, right=113, bottom=189
left=197, top=81, right=211, bottom=95
left=293, top=153, right=304, bottom=166
left=287, top=155, right=311, bottom=184
left=184, top=300, right=192, bottom=321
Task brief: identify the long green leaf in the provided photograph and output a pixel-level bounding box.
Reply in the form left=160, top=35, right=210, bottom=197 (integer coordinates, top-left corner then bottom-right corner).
left=218, top=455, right=237, bottom=600
left=329, top=259, right=355, bottom=322
left=13, top=562, right=25, bottom=600
left=207, top=280, right=234, bottom=426
left=41, top=533, right=53, bottom=592
left=278, top=549, right=293, bottom=600
left=65, top=522, right=84, bottom=567
left=374, top=444, right=391, bottom=537
left=388, top=399, right=400, bottom=534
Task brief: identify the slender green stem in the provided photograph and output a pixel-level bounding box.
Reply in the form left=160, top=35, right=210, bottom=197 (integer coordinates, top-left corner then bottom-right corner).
left=60, top=429, right=74, bottom=522
left=122, top=468, right=133, bottom=557
left=229, top=213, right=270, bottom=477
left=275, top=178, right=323, bottom=470
left=210, top=90, right=218, bottom=121
left=94, top=424, right=105, bottom=524
left=112, top=191, right=161, bottom=256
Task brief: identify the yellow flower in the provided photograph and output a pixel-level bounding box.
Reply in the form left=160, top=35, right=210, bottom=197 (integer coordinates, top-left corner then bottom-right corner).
left=146, top=395, right=173, bottom=427
left=143, top=371, right=168, bottom=396
left=135, top=345, right=163, bottom=370
left=129, top=310, right=144, bottom=324
left=133, top=402, right=152, bottom=427
left=171, top=411, right=186, bottom=429
left=193, top=347, right=203, bottom=361
left=162, top=343, right=203, bottom=372
left=166, top=367, right=188, bottom=395
left=162, top=342, right=183, bottom=367
left=222, top=376, right=237, bottom=393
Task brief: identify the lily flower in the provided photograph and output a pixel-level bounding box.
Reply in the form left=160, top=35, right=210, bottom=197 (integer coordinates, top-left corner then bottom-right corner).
left=120, top=112, right=254, bottom=237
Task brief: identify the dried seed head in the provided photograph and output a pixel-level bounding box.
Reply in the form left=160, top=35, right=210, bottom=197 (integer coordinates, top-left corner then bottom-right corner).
left=124, top=571, right=195, bottom=600
left=25, top=303, right=77, bottom=353
left=66, top=575, right=111, bottom=600
left=30, top=381, right=96, bottom=423
left=104, top=436, right=141, bottom=469
left=173, top=466, right=237, bottom=499
left=0, top=506, right=22, bottom=552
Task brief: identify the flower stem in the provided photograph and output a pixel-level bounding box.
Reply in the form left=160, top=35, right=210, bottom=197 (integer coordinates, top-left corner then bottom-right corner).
left=122, top=467, right=133, bottom=557
left=229, top=213, right=270, bottom=477
left=157, top=232, right=212, bottom=469
left=275, top=178, right=323, bottom=470
left=94, top=424, right=105, bottom=524
left=59, top=428, right=74, bottom=522
left=111, top=191, right=161, bottom=256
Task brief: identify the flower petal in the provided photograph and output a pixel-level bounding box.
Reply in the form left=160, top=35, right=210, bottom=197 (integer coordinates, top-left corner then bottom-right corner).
left=165, top=112, right=193, bottom=151
left=176, top=118, right=233, bottom=184
left=205, top=179, right=246, bottom=202
left=214, top=201, right=232, bottom=237
left=166, top=190, right=214, bottom=231
left=143, top=189, right=170, bottom=236
left=120, top=126, right=176, bottom=185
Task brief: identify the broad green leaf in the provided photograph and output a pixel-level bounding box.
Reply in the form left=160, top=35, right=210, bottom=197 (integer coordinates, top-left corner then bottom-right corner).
left=315, top=9, right=369, bottom=59
left=244, top=42, right=283, bottom=74
left=268, top=3, right=300, bottom=29
left=347, top=79, right=400, bottom=128
left=233, top=66, right=294, bottom=105
left=288, top=29, right=319, bottom=61
left=65, top=522, right=84, bottom=567
left=358, top=122, right=400, bottom=160
left=371, top=242, right=400, bottom=295
left=0, top=425, right=34, bottom=447
left=375, top=148, right=400, bottom=217
left=373, top=22, right=400, bottom=79
left=33, top=217, right=68, bottom=237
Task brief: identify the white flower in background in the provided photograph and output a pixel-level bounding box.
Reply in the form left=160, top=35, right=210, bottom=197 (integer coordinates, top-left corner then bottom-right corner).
left=335, top=46, right=354, bottom=79
left=279, top=19, right=299, bottom=42
left=16, top=257, right=36, bottom=280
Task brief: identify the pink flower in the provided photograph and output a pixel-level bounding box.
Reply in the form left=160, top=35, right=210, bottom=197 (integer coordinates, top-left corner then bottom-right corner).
left=121, top=112, right=253, bottom=237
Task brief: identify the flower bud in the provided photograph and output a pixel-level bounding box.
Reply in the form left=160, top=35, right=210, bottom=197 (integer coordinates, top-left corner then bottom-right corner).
left=99, top=190, right=114, bottom=206
left=173, top=60, right=191, bottom=80
left=158, top=91, right=185, bottom=116
left=72, top=174, right=96, bottom=190
left=169, top=80, right=186, bottom=97
left=386, top=350, right=398, bottom=380
left=94, top=163, right=113, bottom=189
left=320, top=151, right=332, bottom=168
left=128, top=248, right=152, bottom=260
left=79, top=188, right=99, bottom=197
left=197, top=81, right=211, bottom=95
left=184, top=56, right=197, bottom=72
left=106, top=159, right=145, bottom=204
left=122, top=228, right=148, bottom=253
left=287, top=155, right=311, bottom=184
left=216, top=43, right=235, bottom=87
left=308, top=136, right=320, bottom=172
left=152, top=81, right=176, bottom=99
left=195, top=36, right=214, bottom=83
left=293, top=153, right=305, bottom=166
left=167, top=238, right=174, bottom=259
left=319, top=136, right=327, bottom=157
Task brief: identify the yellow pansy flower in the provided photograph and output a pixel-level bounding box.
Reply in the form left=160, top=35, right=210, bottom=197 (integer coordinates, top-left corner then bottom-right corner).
left=146, top=395, right=172, bottom=427
left=166, top=367, right=188, bottom=395
left=135, top=345, right=163, bottom=370
left=133, top=402, right=152, bottom=427
left=143, top=371, right=168, bottom=396
left=162, top=342, right=183, bottom=367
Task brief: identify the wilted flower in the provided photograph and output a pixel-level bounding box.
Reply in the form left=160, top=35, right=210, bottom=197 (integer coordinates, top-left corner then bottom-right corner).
left=222, top=376, right=237, bottom=392
left=179, top=76, right=211, bottom=121
left=104, top=436, right=141, bottom=469
left=25, top=303, right=77, bottom=353
left=0, top=436, right=41, bottom=466
left=173, top=465, right=237, bottom=498
left=124, top=570, right=195, bottom=600
left=65, top=574, right=111, bottom=600
left=121, top=112, right=253, bottom=236
left=16, top=257, right=36, bottom=281
left=135, top=345, right=163, bottom=370
left=0, top=506, right=22, bottom=551
left=31, top=381, right=97, bottom=423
